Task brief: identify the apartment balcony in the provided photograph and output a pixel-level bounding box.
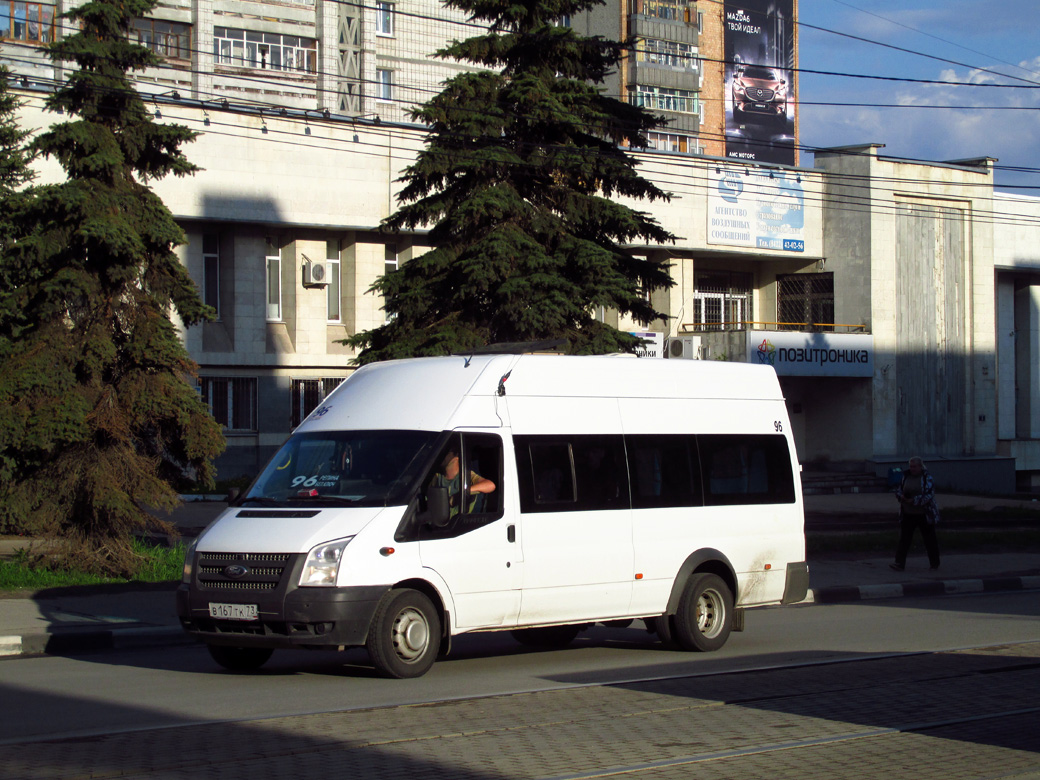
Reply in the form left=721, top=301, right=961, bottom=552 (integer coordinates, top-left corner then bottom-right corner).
left=629, top=0, right=700, bottom=31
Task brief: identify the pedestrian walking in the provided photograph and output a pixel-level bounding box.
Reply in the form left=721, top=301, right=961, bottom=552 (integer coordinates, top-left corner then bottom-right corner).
left=890, top=456, right=941, bottom=571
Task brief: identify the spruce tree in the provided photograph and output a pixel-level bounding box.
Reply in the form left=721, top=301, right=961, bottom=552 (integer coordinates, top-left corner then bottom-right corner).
left=0, top=0, right=225, bottom=576
left=348, top=0, right=675, bottom=362
left=0, top=67, right=35, bottom=247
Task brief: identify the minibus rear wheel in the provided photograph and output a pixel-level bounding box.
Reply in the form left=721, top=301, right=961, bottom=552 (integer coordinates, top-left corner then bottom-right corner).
left=367, top=588, right=442, bottom=679
left=207, top=644, right=274, bottom=671
left=673, top=573, right=734, bottom=652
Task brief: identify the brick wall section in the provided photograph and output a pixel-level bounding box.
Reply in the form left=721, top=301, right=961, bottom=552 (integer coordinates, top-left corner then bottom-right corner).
left=699, top=0, right=726, bottom=158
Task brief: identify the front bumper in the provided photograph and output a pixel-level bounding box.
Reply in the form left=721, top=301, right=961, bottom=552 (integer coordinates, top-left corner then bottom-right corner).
left=175, top=550, right=389, bottom=649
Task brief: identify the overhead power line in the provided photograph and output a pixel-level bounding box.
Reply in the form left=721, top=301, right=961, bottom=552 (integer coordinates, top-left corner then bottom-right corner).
left=12, top=83, right=1040, bottom=240
left=9, top=64, right=1036, bottom=190
left=819, top=0, right=1040, bottom=83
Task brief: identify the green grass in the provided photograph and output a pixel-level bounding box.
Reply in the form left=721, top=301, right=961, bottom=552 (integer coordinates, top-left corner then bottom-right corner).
left=0, top=540, right=185, bottom=591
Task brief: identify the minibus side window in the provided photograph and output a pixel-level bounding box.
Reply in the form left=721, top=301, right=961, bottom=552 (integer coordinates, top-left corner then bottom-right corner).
left=418, top=432, right=504, bottom=537
left=699, top=434, right=795, bottom=506
left=515, top=435, right=629, bottom=513
left=528, top=442, right=576, bottom=505
left=627, top=434, right=703, bottom=509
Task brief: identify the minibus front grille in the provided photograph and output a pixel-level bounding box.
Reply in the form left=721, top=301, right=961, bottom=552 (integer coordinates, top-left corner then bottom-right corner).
left=203, top=552, right=289, bottom=563
left=202, top=581, right=278, bottom=591
left=196, top=552, right=292, bottom=591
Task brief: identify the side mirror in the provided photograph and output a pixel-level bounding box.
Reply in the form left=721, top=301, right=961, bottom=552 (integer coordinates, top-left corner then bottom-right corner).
left=226, top=487, right=241, bottom=505
left=425, top=486, right=451, bottom=527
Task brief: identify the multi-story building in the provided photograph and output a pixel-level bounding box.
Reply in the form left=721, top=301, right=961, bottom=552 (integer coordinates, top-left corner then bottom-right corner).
left=6, top=0, right=798, bottom=159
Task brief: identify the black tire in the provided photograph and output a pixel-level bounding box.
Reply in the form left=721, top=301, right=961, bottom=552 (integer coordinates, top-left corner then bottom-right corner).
left=672, top=573, right=734, bottom=652
left=652, top=614, right=676, bottom=647
left=366, top=589, right=441, bottom=679
left=207, top=644, right=274, bottom=671
left=511, top=624, right=582, bottom=648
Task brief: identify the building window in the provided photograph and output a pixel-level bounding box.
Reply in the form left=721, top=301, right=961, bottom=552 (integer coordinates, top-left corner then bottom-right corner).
left=200, top=377, right=258, bottom=432
left=690, top=271, right=753, bottom=331
left=213, top=27, right=317, bottom=74
left=203, top=234, right=220, bottom=317
left=132, top=18, right=191, bottom=60
left=326, top=239, right=341, bottom=322
left=376, top=69, right=393, bottom=102
left=646, top=132, right=697, bottom=154
left=629, top=85, right=698, bottom=114
left=375, top=1, right=394, bottom=36
left=777, top=272, right=835, bottom=332
left=266, top=254, right=281, bottom=321
left=636, top=38, right=698, bottom=71
left=1, top=1, right=55, bottom=44
left=383, top=244, right=398, bottom=322
left=291, top=377, right=344, bottom=428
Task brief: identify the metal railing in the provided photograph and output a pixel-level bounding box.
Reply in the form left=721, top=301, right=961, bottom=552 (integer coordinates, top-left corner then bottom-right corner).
left=679, top=321, right=869, bottom=334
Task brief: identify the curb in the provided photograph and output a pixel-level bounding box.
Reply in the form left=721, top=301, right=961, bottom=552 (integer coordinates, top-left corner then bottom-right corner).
left=0, top=626, right=194, bottom=659
left=808, top=574, right=1040, bottom=604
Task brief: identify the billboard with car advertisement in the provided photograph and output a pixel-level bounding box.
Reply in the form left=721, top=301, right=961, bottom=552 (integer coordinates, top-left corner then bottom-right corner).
left=724, top=0, right=795, bottom=166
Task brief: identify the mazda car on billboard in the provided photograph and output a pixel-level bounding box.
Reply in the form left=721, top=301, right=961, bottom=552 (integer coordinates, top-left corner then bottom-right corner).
left=731, top=64, right=788, bottom=127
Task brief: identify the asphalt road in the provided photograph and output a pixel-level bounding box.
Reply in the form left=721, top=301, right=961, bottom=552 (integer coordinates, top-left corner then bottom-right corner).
left=1, top=590, right=1038, bottom=780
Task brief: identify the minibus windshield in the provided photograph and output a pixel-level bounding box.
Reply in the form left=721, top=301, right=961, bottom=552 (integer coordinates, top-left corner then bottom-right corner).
left=243, top=430, right=437, bottom=507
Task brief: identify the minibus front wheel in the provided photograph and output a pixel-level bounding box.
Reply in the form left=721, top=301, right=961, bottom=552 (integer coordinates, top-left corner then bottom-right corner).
left=367, top=588, right=442, bottom=679
left=673, top=573, right=734, bottom=652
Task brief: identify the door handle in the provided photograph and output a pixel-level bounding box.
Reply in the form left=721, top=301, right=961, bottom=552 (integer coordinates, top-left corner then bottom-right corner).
left=507, top=524, right=516, bottom=543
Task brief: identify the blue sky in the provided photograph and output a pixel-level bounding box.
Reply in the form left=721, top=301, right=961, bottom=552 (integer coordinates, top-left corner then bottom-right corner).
left=797, top=0, right=1040, bottom=191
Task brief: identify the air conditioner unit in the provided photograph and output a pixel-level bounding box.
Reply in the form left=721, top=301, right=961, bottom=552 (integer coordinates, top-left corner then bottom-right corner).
left=302, top=258, right=329, bottom=287
left=665, top=334, right=702, bottom=360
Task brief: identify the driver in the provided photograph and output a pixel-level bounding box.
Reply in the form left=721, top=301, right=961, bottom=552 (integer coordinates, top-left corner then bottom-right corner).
left=433, top=449, right=495, bottom=517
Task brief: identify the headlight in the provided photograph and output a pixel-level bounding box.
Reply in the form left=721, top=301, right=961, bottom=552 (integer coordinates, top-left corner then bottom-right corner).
left=300, top=537, right=354, bottom=587
left=182, top=536, right=199, bottom=584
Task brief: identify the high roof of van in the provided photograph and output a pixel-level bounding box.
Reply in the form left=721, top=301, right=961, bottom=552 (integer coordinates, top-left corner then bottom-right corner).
left=295, top=355, right=784, bottom=433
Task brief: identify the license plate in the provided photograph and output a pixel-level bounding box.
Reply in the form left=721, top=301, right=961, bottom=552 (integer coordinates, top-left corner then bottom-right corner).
left=208, top=603, right=258, bottom=621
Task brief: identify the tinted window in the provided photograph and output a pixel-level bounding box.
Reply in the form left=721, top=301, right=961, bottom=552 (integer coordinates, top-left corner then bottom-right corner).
left=742, top=66, right=778, bottom=80
left=516, top=435, right=629, bottom=513
left=627, top=435, right=703, bottom=509
left=699, top=434, right=795, bottom=506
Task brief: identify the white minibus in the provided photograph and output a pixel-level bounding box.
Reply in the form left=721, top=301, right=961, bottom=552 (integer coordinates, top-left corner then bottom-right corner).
left=177, top=354, right=809, bottom=677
